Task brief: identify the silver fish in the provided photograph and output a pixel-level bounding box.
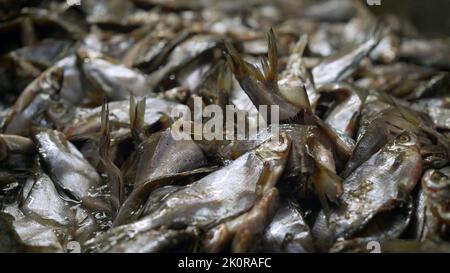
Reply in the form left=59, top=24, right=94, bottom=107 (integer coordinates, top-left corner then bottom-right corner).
left=85, top=134, right=291, bottom=252
left=313, top=131, right=422, bottom=250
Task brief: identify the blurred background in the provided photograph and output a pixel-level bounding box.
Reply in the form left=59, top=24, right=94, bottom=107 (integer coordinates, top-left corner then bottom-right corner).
left=368, top=0, right=450, bottom=37
left=1, top=0, right=449, bottom=37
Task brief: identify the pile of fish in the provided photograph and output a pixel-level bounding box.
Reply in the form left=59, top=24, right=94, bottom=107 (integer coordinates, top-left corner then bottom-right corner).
left=1, top=0, right=450, bottom=253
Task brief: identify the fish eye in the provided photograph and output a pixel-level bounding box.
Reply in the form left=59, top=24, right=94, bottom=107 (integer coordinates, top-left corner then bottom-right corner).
left=50, top=103, right=63, bottom=112
left=424, top=170, right=450, bottom=190
left=47, top=103, right=65, bottom=118
left=397, top=133, right=411, bottom=144
left=431, top=171, right=445, bottom=183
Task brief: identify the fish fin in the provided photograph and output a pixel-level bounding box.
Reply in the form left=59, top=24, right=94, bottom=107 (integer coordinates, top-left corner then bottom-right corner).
left=291, top=34, right=308, bottom=56
left=129, top=96, right=147, bottom=143
left=266, top=27, right=278, bottom=82
left=225, top=41, right=247, bottom=80
left=310, top=162, right=343, bottom=217
left=217, top=63, right=232, bottom=109
left=100, top=99, right=110, bottom=157
left=226, top=29, right=279, bottom=83
left=137, top=98, right=147, bottom=126
left=261, top=57, right=270, bottom=81
left=129, top=96, right=136, bottom=127
left=203, top=224, right=232, bottom=253
left=218, top=63, right=232, bottom=95
left=254, top=162, right=272, bottom=198
left=21, top=17, right=38, bottom=46
left=231, top=188, right=279, bottom=253
left=0, top=136, right=8, bottom=161
left=313, top=115, right=353, bottom=159
left=378, top=92, right=421, bottom=127
left=100, top=100, right=124, bottom=216
left=225, top=41, right=265, bottom=82
left=76, top=51, right=103, bottom=106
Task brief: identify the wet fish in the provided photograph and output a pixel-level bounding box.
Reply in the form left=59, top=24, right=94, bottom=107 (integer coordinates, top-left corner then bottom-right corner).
left=420, top=167, right=450, bottom=242
left=147, top=35, right=224, bottom=91
left=312, top=28, right=382, bottom=87
left=203, top=188, right=279, bottom=253
left=257, top=198, right=315, bottom=253
left=313, top=131, right=422, bottom=250
left=114, top=126, right=210, bottom=226
left=226, top=29, right=305, bottom=122
left=2, top=0, right=450, bottom=254
left=63, top=97, right=186, bottom=140
left=318, top=82, right=365, bottom=138
left=0, top=134, right=35, bottom=171
left=34, top=129, right=111, bottom=215
left=84, top=134, right=291, bottom=252
left=2, top=66, right=62, bottom=136
left=330, top=201, right=413, bottom=253
left=0, top=212, right=25, bottom=253
left=78, top=48, right=154, bottom=100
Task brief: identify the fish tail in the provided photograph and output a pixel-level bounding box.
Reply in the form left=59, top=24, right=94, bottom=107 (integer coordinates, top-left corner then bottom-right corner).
left=100, top=99, right=110, bottom=159
left=217, top=63, right=232, bottom=109
left=291, top=34, right=308, bottom=55
left=100, top=100, right=124, bottom=216
left=129, top=96, right=146, bottom=142
left=266, top=27, right=278, bottom=82
left=310, top=162, right=343, bottom=217
left=225, top=41, right=265, bottom=82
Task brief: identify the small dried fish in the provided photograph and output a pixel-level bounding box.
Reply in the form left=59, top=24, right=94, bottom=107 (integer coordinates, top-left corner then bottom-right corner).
left=1, top=0, right=450, bottom=254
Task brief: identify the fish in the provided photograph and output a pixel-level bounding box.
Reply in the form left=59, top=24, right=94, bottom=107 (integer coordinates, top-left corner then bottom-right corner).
left=123, top=30, right=191, bottom=73
left=2, top=66, right=63, bottom=136
left=421, top=167, right=450, bottom=241
left=87, top=227, right=198, bottom=253
left=0, top=212, right=25, bottom=253
left=78, top=48, right=154, bottom=100
left=317, top=82, right=365, bottom=138
left=81, top=0, right=137, bottom=26
left=62, top=97, right=186, bottom=141
left=147, top=35, right=224, bottom=91
left=330, top=201, right=414, bottom=253
left=84, top=134, right=291, bottom=252
left=34, top=129, right=112, bottom=215
left=226, top=29, right=305, bottom=122
left=302, top=0, right=356, bottom=23
left=399, top=39, right=450, bottom=70
left=114, top=125, right=210, bottom=226
left=0, top=208, right=64, bottom=253
left=2, top=0, right=450, bottom=253
left=313, top=131, right=422, bottom=250
left=20, top=167, right=100, bottom=242
left=0, top=134, right=35, bottom=170
left=202, top=188, right=280, bottom=253
left=226, top=29, right=354, bottom=162
left=257, top=198, right=315, bottom=253
left=98, top=102, right=124, bottom=216
left=312, top=27, right=382, bottom=87
left=341, top=90, right=445, bottom=178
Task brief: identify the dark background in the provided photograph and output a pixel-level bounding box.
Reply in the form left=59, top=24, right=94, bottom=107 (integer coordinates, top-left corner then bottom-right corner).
left=367, top=0, right=450, bottom=37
